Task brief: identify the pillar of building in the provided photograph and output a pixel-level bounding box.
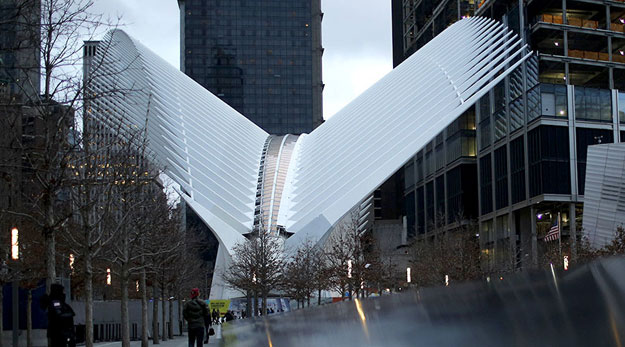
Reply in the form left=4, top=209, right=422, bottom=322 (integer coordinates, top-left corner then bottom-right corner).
left=530, top=205, right=538, bottom=267
left=569, top=203, right=577, bottom=260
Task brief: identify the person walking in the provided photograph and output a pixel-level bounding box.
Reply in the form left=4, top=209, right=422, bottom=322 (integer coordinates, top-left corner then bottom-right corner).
left=212, top=308, right=220, bottom=325
left=41, top=283, right=76, bottom=347
left=183, top=288, right=209, bottom=347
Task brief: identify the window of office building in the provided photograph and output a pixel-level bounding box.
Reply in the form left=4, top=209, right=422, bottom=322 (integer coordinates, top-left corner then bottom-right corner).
left=426, top=182, right=435, bottom=227
left=435, top=134, right=445, bottom=171
left=575, top=86, right=612, bottom=122
left=576, top=128, right=613, bottom=194
left=416, top=151, right=424, bottom=184
left=527, top=85, right=541, bottom=122
left=447, top=110, right=476, bottom=163
left=494, top=109, right=507, bottom=141
left=425, top=145, right=434, bottom=177
left=494, top=78, right=507, bottom=141
left=405, top=191, right=416, bottom=239
left=416, top=186, right=425, bottom=234
left=479, top=94, right=492, bottom=149
left=510, top=97, right=524, bottom=131
left=435, top=175, right=445, bottom=220
left=528, top=126, right=570, bottom=197
left=405, top=160, right=415, bottom=189
left=540, top=83, right=567, bottom=118
left=494, top=146, right=508, bottom=210
left=618, top=91, right=625, bottom=124
left=479, top=116, right=492, bottom=150
left=510, top=136, right=526, bottom=204
left=527, top=54, right=539, bottom=89
left=480, top=154, right=493, bottom=215
left=446, top=167, right=462, bottom=224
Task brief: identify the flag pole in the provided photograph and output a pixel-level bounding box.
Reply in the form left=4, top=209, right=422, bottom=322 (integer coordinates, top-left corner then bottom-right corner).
left=558, top=212, right=562, bottom=260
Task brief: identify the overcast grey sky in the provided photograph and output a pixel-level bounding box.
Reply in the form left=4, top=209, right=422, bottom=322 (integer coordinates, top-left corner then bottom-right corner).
left=91, top=0, right=392, bottom=119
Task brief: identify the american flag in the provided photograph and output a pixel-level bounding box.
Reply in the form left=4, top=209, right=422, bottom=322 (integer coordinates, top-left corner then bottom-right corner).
left=544, top=214, right=560, bottom=242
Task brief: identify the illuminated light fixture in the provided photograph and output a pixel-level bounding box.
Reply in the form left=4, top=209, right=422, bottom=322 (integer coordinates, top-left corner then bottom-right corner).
left=554, top=42, right=559, bottom=46
left=445, top=275, right=449, bottom=286
left=620, top=50, right=624, bottom=56
left=69, top=254, right=75, bottom=272
left=11, top=227, right=18, bottom=260
left=560, top=110, right=565, bottom=115
left=347, top=260, right=353, bottom=279
left=406, top=267, right=411, bottom=283
left=536, top=213, right=544, bottom=220
left=136, top=280, right=140, bottom=292
left=620, top=18, right=625, bottom=24
left=563, top=255, right=569, bottom=271
left=106, top=268, right=111, bottom=285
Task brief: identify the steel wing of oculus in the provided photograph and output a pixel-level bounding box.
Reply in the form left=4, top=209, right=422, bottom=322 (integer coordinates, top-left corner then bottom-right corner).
left=88, top=17, right=531, bottom=255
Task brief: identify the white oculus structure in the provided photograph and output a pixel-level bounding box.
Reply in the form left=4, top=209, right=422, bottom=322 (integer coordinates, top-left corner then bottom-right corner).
left=87, top=17, right=532, bottom=299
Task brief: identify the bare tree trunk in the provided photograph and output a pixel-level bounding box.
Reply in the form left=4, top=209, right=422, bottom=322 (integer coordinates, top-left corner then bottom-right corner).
left=261, top=292, right=267, bottom=316
left=45, top=229, right=56, bottom=292
left=140, top=268, right=149, bottom=347
left=317, top=289, right=321, bottom=306
left=0, top=288, right=3, bottom=347
left=152, top=283, right=159, bottom=344
left=246, top=291, right=252, bottom=319
left=168, top=292, right=173, bottom=338
left=120, top=265, right=130, bottom=347
left=253, top=292, right=258, bottom=317
left=161, top=282, right=167, bottom=341
left=177, top=298, right=183, bottom=336
left=27, top=289, right=32, bottom=347
left=85, top=254, right=94, bottom=347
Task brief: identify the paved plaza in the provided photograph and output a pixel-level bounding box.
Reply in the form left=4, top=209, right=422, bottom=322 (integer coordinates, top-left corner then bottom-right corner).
left=94, top=324, right=222, bottom=347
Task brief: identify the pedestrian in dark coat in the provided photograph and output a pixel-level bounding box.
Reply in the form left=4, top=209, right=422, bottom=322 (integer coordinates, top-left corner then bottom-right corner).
left=183, top=288, right=209, bottom=347
left=212, top=308, right=220, bottom=325
left=41, top=283, right=76, bottom=347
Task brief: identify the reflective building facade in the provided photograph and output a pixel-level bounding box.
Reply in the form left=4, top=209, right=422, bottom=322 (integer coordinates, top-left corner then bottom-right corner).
left=178, top=0, right=323, bottom=135
left=391, top=0, right=625, bottom=272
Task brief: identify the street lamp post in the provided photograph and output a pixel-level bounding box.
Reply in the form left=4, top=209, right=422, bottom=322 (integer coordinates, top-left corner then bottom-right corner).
left=11, top=227, right=19, bottom=347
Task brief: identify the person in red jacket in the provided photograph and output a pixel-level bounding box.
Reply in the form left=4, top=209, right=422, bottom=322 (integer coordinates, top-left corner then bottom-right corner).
left=183, top=288, right=209, bottom=347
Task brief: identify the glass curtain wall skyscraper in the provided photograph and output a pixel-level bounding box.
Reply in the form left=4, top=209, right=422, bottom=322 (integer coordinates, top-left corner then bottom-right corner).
left=178, top=0, right=323, bottom=135
left=391, top=0, right=625, bottom=272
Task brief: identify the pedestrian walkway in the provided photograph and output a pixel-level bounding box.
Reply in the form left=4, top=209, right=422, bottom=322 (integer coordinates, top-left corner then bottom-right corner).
left=94, top=324, right=222, bottom=347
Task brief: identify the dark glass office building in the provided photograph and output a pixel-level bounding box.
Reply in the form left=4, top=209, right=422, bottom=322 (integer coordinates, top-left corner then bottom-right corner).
left=178, top=0, right=323, bottom=135
left=390, top=0, right=625, bottom=272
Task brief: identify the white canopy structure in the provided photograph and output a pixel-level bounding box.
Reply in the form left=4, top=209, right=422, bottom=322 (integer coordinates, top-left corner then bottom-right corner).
left=87, top=17, right=531, bottom=298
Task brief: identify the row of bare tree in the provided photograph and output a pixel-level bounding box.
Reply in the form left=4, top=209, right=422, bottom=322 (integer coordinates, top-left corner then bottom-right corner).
left=222, top=213, right=403, bottom=312
left=224, top=208, right=625, bottom=312
left=1, top=1, right=210, bottom=346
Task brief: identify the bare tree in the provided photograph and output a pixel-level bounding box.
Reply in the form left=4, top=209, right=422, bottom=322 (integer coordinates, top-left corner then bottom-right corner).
left=223, top=224, right=285, bottom=316
left=282, top=240, right=321, bottom=308
left=409, top=214, right=481, bottom=287
left=0, top=0, right=122, bottom=297
left=323, top=212, right=370, bottom=300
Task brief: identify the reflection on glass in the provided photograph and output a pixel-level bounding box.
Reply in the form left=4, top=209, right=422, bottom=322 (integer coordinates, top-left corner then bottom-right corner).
left=619, top=92, right=625, bottom=124
left=540, top=83, right=567, bottom=117
left=575, top=86, right=612, bottom=122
